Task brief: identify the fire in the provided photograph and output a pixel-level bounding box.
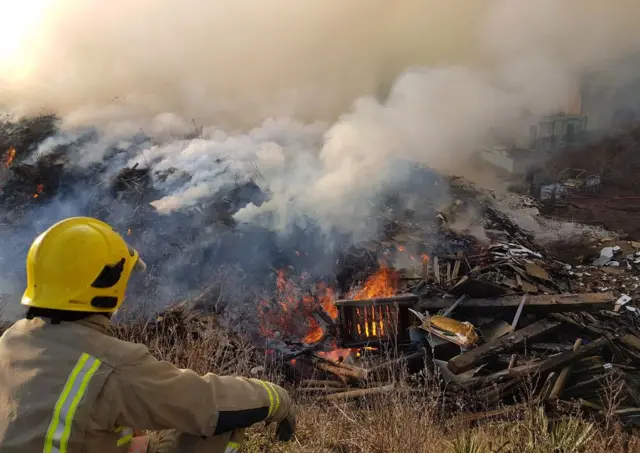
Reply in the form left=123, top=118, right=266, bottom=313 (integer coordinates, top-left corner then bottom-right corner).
left=303, top=319, right=324, bottom=344
left=259, top=269, right=338, bottom=344
left=316, top=282, right=337, bottom=319
left=4, top=148, right=16, bottom=169
left=396, top=244, right=421, bottom=262
left=318, top=348, right=355, bottom=362
left=33, top=184, right=44, bottom=199
left=352, top=267, right=398, bottom=300
left=351, top=303, right=395, bottom=341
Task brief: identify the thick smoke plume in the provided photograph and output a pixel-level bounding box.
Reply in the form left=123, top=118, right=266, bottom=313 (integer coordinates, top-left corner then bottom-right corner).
left=1, top=0, right=639, bottom=229
left=1, top=0, right=491, bottom=126
left=1, top=1, right=640, bottom=317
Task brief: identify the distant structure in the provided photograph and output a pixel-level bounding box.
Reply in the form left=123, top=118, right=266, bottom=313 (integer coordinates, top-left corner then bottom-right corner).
left=479, top=52, right=640, bottom=175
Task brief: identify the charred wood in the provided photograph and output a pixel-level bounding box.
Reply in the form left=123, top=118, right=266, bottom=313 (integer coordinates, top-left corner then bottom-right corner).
left=468, top=337, right=609, bottom=387
left=548, top=338, right=583, bottom=399
left=448, top=318, right=562, bottom=375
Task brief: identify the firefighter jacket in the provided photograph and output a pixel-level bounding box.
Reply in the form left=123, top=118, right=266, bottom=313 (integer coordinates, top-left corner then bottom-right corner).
left=0, top=315, right=292, bottom=453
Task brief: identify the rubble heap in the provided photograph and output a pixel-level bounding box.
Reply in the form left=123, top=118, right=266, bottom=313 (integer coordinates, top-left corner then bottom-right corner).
left=187, top=177, right=640, bottom=424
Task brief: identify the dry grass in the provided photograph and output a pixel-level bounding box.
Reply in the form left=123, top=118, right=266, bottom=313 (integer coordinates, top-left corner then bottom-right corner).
left=106, top=317, right=640, bottom=453
left=1, top=313, right=639, bottom=452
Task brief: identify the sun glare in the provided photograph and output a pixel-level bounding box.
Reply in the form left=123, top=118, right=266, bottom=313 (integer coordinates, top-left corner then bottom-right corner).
left=0, top=0, right=48, bottom=63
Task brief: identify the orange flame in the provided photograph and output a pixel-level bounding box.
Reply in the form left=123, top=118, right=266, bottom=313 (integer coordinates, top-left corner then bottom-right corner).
left=352, top=268, right=398, bottom=300
left=33, top=184, right=44, bottom=199
left=318, top=348, right=356, bottom=362
left=303, top=319, right=324, bottom=344
left=316, top=282, right=337, bottom=320
left=396, top=244, right=421, bottom=262
left=4, top=148, right=16, bottom=169
left=259, top=270, right=338, bottom=344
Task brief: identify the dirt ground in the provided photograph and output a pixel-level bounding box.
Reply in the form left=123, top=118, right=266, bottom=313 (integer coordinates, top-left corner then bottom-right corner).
left=541, top=187, right=640, bottom=240
left=534, top=125, right=640, bottom=239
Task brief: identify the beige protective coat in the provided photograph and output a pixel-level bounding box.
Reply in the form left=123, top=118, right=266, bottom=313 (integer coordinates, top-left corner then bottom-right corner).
left=0, top=315, right=291, bottom=453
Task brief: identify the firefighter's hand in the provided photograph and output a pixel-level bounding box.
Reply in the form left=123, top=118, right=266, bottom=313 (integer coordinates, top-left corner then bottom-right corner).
left=260, top=382, right=295, bottom=441
left=275, top=407, right=296, bottom=442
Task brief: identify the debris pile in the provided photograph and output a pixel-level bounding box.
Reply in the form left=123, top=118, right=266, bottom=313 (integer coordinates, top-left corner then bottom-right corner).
left=209, top=177, right=640, bottom=424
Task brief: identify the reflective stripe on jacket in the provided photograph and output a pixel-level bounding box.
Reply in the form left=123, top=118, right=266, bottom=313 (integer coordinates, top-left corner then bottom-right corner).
left=0, top=315, right=291, bottom=453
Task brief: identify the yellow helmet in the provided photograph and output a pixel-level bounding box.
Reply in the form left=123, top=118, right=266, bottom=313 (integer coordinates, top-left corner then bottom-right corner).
left=21, top=217, right=146, bottom=313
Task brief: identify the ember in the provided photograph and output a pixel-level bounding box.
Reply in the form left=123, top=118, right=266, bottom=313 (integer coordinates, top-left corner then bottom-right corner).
left=337, top=298, right=407, bottom=347
left=4, top=148, right=15, bottom=169
left=317, top=348, right=355, bottom=362
left=33, top=184, right=44, bottom=199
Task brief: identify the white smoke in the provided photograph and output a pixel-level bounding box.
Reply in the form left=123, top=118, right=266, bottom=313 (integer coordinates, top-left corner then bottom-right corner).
left=2, top=0, right=640, bottom=240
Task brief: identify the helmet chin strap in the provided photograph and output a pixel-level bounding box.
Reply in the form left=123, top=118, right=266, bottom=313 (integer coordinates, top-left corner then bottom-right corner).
left=133, top=257, right=147, bottom=273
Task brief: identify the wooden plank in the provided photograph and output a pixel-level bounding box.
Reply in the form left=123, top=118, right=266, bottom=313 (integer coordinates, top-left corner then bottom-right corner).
left=614, top=407, right=640, bottom=418
left=470, top=337, right=609, bottom=386
left=524, top=262, right=551, bottom=281
left=316, top=363, right=368, bottom=381
left=448, top=319, right=562, bottom=375
left=443, top=294, right=467, bottom=317
left=324, top=385, right=394, bottom=401
left=477, top=379, right=520, bottom=405
left=301, top=380, right=346, bottom=388
left=510, top=294, right=528, bottom=331
left=622, top=334, right=640, bottom=352
left=452, top=259, right=461, bottom=282
left=454, top=402, right=528, bottom=424
left=368, top=350, right=427, bottom=379
left=539, top=371, right=558, bottom=401
left=549, top=338, right=583, bottom=399
left=434, top=256, right=441, bottom=285
left=336, top=292, right=614, bottom=313
left=295, top=387, right=344, bottom=395
left=335, top=294, right=418, bottom=307
left=422, top=255, right=430, bottom=281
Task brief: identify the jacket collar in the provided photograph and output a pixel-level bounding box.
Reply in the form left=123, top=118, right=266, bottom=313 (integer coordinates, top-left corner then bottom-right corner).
left=76, top=314, right=111, bottom=334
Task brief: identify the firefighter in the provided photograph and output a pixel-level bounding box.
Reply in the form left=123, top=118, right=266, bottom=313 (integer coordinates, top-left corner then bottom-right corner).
left=0, top=216, right=296, bottom=453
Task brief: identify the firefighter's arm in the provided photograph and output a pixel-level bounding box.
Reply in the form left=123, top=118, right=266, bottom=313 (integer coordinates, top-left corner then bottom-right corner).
left=95, top=344, right=292, bottom=436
